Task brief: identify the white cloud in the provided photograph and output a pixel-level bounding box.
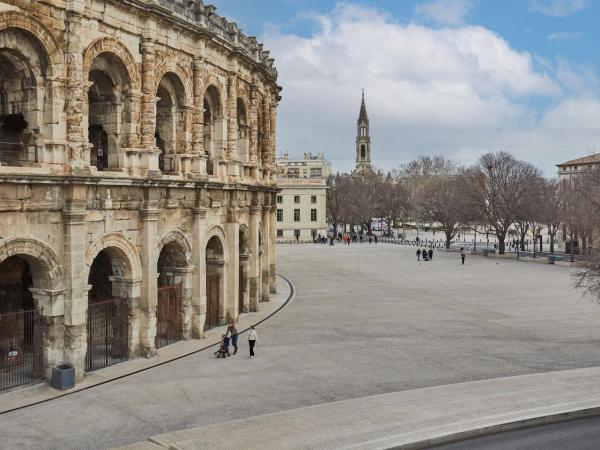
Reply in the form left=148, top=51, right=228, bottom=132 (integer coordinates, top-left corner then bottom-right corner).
left=264, top=3, right=600, bottom=175
left=415, top=0, right=476, bottom=26
left=547, top=31, right=582, bottom=40
left=530, top=0, right=588, bottom=17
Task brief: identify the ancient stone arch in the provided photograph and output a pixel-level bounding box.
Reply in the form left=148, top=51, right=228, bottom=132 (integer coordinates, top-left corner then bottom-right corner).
left=0, top=237, right=63, bottom=290
left=155, top=63, right=193, bottom=103
left=85, top=233, right=142, bottom=279
left=205, top=226, right=229, bottom=262
left=157, top=229, right=193, bottom=267
left=0, top=11, right=65, bottom=76
left=82, top=38, right=141, bottom=93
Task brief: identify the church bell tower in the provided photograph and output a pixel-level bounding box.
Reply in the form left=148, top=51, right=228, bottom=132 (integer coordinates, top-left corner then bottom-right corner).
left=355, top=90, right=372, bottom=174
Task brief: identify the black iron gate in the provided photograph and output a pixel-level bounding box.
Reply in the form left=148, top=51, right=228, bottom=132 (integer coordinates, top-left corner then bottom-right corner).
left=156, top=285, right=183, bottom=349
left=0, top=309, right=43, bottom=392
left=86, top=298, right=129, bottom=373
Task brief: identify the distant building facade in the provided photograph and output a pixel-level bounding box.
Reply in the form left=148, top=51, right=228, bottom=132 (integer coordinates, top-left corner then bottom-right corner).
left=557, top=154, right=600, bottom=181
left=276, top=153, right=331, bottom=240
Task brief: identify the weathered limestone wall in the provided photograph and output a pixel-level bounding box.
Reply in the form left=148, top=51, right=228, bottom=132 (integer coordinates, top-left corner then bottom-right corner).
left=0, top=0, right=279, bottom=384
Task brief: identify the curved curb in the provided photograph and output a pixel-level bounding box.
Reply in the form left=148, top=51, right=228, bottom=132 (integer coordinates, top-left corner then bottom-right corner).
left=0, top=273, right=295, bottom=416
left=398, top=406, right=600, bottom=450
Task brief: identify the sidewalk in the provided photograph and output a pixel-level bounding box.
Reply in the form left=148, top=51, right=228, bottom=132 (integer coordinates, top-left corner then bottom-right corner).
left=0, top=274, right=293, bottom=415
left=119, top=366, right=600, bottom=450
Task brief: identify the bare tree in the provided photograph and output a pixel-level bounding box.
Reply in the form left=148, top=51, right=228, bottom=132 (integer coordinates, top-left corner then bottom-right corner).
left=374, top=175, right=406, bottom=236
left=465, top=152, right=542, bottom=255
left=539, top=179, right=561, bottom=254
left=326, top=173, right=349, bottom=236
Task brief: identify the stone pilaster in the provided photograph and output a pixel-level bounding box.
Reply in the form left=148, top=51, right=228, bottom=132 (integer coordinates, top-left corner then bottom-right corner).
left=65, top=11, right=88, bottom=172
left=239, top=254, right=251, bottom=313
left=226, top=72, right=239, bottom=161
left=192, top=207, right=208, bottom=337
left=140, top=38, right=160, bottom=174
left=140, top=207, right=160, bottom=357
left=269, top=204, right=277, bottom=293
left=261, top=205, right=270, bottom=302
left=262, top=94, right=271, bottom=168
left=249, top=84, right=259, bottom=164
left=30, top=288, right=66, bottom=380
left=224, top=208, right=240, bottom=319
left=62, top=193, right=88, bottom=381
left=248, top=205, right=262, bottom=311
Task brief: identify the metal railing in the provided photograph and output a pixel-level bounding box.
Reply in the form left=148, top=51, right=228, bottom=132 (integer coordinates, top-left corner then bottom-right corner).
left=0, top=309, right=43, bottom=392
left=86, top=298, right=129, bottom=373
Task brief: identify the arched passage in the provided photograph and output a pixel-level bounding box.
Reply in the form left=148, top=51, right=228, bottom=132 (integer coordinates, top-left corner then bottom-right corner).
left=203, top=85, right=223, bottom=176
left=156, top=73, right=187, bottom=173
left=87, top=52, right=133, bottom=171
left=86, top=247, right=131, bottom=372
left=205, top=234, right=225, bottom=331
left=0, top=28, right=50, bottom=166
left=156, top=235, right=191, bottom=348
left=0, top=238, right=63, bottom=391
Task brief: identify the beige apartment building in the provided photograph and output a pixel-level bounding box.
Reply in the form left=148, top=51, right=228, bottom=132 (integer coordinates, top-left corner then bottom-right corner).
left=0, top=0, right=279, bottom=391
left=276, top=153, right=330, bottom=240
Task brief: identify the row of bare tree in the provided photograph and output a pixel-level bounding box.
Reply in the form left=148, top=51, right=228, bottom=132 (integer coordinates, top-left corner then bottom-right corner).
left=326, top=151, right=594, bottom=255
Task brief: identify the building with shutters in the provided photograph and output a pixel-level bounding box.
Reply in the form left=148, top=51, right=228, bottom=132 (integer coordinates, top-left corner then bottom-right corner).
left=276, top=152, right=330, bottom=241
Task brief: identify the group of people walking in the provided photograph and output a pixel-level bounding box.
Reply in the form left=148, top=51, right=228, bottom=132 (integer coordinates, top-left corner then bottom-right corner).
left=416, top=248, right=434, bottom=262
left=215, top=322, right=259, bottom=359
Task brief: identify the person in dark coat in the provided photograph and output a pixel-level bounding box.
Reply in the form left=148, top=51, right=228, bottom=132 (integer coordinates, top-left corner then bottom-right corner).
left=428, top=249, right=433, bottom=261
left=416, top=249, right=422, bottom=261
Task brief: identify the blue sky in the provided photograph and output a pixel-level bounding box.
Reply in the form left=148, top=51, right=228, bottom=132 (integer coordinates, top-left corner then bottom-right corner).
left=211, top=0, right=600, bottom=175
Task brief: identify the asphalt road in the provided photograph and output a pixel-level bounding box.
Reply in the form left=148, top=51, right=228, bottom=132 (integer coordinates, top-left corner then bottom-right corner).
left=431, top=416, right=600, bottom=450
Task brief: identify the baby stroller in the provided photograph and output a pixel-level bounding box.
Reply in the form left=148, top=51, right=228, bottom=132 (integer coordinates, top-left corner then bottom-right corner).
left=422, top=251, right=429, bottom=262
left=215, top=335, right=231, bottom=358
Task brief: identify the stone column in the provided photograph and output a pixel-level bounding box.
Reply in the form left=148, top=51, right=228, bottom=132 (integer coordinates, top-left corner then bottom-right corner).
left=30, top=288, right=66, bottom=380
left=109, top=277, right=142, bottom=358
left=224, top=213, right=240, bottom=320
left=262, top=94, right=271, bottom=178
left=269, top=204, right=277, bottom=293
left=239, top=254, right=251, bottom=313
left=140, top=38, right=160, bottom=175
left=191, top=207, right=208, bottom=337
left=248, top=206, right=261, bottom=311
left=191, top=57, right=208, bottom=176
left=269, top=94, right=278, bottom=184
left=226, top=71, right=239, bottom=178
left=261, top=205, right=270, bottom=302
left=140, top=207, right=160, bottom=357
left=62, top=191, right=88, bottom=381
left=249, top=84, right=259, bottom=165
left=65, top=11, right=88, bottom=173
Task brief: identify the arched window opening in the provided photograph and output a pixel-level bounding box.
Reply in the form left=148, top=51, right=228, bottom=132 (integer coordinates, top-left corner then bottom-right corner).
left=361, top=145, right=366, bottom=160
left=156, top=73, right=187, bottom=174
left=203, top=86, right=222, bottom=176
left=0, top=29, right=49, bottom=167
left=205, top=235, right=225, bottom=331
left=156, top=241, right=187, bottom=348
left=87, top=53, right=132, bottom=172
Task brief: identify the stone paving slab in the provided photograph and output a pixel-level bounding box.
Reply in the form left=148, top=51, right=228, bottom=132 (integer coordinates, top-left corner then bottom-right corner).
left=0, top=275, right=291, bottom=415
left=128, top=366, right=600, bottom=450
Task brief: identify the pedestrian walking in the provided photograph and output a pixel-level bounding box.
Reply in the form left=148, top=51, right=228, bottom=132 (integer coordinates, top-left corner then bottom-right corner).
left=460, top=248, right=466, bottom=265
left=248, top=325, right=258, bottom=358
left=416, top=249, right=422, bottom=261
left=428, top=249, right=433, bottom=261
left=226, top=320, right=238, bottom=355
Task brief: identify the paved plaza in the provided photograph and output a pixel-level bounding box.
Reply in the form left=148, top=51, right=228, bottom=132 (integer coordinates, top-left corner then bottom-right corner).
left=2, top=244, right=600, bottom=449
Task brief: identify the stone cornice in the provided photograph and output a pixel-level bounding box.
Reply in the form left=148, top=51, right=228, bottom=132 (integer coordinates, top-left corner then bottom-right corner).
left=108, top=0, right=279, bottom=86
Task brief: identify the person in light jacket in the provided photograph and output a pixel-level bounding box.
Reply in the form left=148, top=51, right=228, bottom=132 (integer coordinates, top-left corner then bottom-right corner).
left=248, top=325, right=258, bottom=358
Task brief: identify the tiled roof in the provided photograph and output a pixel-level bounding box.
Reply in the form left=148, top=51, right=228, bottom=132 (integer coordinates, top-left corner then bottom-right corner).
left=556, top=153, right=600, bottom=167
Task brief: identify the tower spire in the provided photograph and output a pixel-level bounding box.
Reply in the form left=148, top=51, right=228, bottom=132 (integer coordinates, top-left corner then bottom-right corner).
left=354, top=90, right=373, bottom=176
